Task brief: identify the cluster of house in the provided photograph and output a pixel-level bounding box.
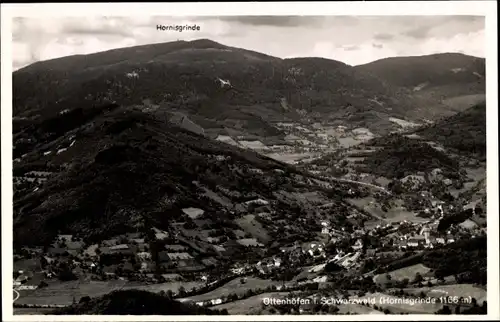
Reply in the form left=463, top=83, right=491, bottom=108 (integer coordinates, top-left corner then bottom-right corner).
left=320, top=220, right=351, bottom=243
left=255, top=256, right=283, bottom=274
left=36, top=229, right=223, bottom=279
left=376, top=220, right=457, bottom=250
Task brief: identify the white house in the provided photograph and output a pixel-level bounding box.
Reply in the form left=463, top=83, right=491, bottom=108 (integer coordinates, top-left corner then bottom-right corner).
left=313, top=275, right=328, bottom=283
left=244, top=198, right=269, bottom=206
left=436, top=237, right=446, bottom=244
left=420, top=226, right=431, bottom=244
left=407, top=239, right=420, bottom=247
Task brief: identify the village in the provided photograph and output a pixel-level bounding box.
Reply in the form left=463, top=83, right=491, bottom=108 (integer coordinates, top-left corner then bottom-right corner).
left=13, top=183, right=485, bottom=311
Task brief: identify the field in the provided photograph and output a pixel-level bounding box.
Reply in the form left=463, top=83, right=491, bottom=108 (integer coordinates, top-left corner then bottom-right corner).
left=374, top=264, right=432, bottom=285
left=441, top=94, right=486, bottom=112
left=347, top=197, right=426, bottom=225
left=403, top=284, right=487, bottom=303
left=14, top=308, right=55, bottom=315
left=338, top=303, right=384, bottom=315
left=213, top=292, right=290, bottom=314
left=182, top=277, right=281, bottom=302
left=389, top=117, right=421, bottom=128
left=15, top=279, right=205, bottom=306
left=14, top=258, right=41, bottom=273
left=352, top=292, right=442, bottom=314
left=338, top=137, right=362, bottom=148
left=235, top=214, right=271, bottom=243
left=266, top=152, right=317, bottom=164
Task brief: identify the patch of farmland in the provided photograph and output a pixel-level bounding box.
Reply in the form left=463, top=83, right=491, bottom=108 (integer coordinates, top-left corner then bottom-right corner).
left=404, top=284, right=487, bottom=303
left=374, top=264, right=432, bottom=285
left=182, top=277, right=281, bottom=302
left=213, top=292, right=290, bottom=314
left=235, top=214, right=270, bottom=244
left=351, top=292, right=442, bottom=314
left=338, top=303, right=384, bottom=315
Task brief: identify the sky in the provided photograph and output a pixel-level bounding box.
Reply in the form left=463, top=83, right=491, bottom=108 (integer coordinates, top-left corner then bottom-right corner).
left=12, top=15, right=485, bottom=70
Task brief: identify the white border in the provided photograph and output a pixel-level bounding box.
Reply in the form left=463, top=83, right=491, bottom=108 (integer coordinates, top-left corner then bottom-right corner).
left=1, top=1, right=498, bottom=321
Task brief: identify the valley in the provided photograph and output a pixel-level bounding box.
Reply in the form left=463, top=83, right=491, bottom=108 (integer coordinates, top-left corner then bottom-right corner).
left=11, top=39, right=487, bottom=316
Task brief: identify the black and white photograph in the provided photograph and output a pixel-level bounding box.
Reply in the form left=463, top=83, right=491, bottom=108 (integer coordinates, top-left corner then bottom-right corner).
left=1, top=1, right=498, bottom=320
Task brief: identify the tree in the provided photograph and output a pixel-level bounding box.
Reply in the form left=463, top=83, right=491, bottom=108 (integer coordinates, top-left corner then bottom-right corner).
left=413, top=272, right=423, bottom=284
left=178, top=286, right=186, bottom=297
left=38, top=281, right=49, bottom=288
left=383, top=308, right=391, bottom=314
left=58, top=268, right=78, bottom=281
left=79, top=296, right=91, bottom=304
left=440, top=305, right=452, bottom=314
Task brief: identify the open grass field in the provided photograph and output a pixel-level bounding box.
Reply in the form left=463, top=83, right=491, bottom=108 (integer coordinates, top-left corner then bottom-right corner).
left=338, top=303, right=384, bottom=315
left=441, top=94, right=486, bottom=112
left=122, top=280, right=205, bottom=294
left=182, top=277, right=281, bottom=302
left=14, top=258, right=41, bottom=273
left=14, top=308, right=55, bottom=315
left=374, top=264, right=432, bottom=285
left=15, top=279, right=205, bottom=306
left=347, top=197, right=426, bottom=225
left=213, top=292, right=290, bottom=314
left=15, top=280, right=128, bottom=306
left=352, top=292, right=442, bottom=314
left=404, top=284, right=487, bottom=303
left=235, top=214, right=271, bottom=244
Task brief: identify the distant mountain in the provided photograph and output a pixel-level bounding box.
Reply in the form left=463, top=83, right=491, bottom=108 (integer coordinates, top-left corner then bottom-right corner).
left=355, top=53, right=486, bottom=118
left=51, top=290, right=226, bottom=315
left=13, top=39, right=460, bottom=143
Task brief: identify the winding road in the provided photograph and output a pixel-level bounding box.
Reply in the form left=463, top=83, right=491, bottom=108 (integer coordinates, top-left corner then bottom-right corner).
left=315, top=174, right=392, bottom=195
left=13, top=289, right=20, bottom=302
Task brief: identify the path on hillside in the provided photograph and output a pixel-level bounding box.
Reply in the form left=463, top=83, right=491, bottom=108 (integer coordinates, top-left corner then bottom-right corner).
left=318, top=175, right=392, bottom=195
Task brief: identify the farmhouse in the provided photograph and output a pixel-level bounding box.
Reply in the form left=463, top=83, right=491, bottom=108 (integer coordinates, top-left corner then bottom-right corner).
left=109, top=244, right=133, bottom=255
left=244, top=198, right=270, bottom=206
left=407, top=236, right=426, bottom=248
left=201, top=257, right=219, bottom=268
left=166, top=252, right=194, bottom=264
left=435, top=237, right=446, bottom=244
left=182, top=207, right=205, bottom=219
left=164, top=244, right=187, bottom=252
left=236, top=238, right=264, bottom=247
